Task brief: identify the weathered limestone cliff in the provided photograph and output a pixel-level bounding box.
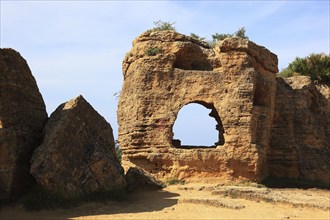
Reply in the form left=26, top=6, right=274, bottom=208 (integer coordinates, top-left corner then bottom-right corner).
left=269, top=76, right=330, bottom=186
left=118, top=31, right=278, bottom=183
left=0, top=48, right=48, bottom=200
left=31, top=95, right=126, bottom=198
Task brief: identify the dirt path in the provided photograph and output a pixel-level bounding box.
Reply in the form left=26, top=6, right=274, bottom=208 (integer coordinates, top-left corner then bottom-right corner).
left=1, top=184, right=329, bottom=220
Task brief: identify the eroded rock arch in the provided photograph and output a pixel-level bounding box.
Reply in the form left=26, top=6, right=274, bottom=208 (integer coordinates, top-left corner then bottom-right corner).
left=118, top=31, right=278, bottom=183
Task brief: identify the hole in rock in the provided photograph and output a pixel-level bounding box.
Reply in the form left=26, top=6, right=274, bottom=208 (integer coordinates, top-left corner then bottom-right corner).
left=172, top=102, right=225, bottom=149
left=173, top=45, right=213, bottom=71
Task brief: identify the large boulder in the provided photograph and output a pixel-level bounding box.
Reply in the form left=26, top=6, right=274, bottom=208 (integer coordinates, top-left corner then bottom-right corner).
left=0, top=48, right=48, bottom=200
left=30, top=95, right=126, bottom=198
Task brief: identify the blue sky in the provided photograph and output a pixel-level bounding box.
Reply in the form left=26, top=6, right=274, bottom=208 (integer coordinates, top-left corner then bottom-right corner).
left=1, top=1, right=329, bottom=145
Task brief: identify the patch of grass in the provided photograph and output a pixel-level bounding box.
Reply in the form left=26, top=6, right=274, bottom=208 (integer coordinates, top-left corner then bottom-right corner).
left=277, top=70, right=300, bottom=79
left=166, top=179, right=185, bottom=185
left=21, top=185, right=128, bottom=211
left=145, top=47, right=163, bottom=56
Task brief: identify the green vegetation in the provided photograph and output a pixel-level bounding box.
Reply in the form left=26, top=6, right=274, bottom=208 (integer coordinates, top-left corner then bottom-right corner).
left=209, top=27, right=249, bottom=47
left=115, top=140, right=122, bottom=162
left=191, top=27, right=249, bottom=47
left=146, top=21, right=249, bottom=47
left=166, top=179, right=185, bottom=185
left=278, top=53, right=330, bottom=84
left=145, top=21, right=329, bottom=83
left=146, top=20, right=176, bottom=33
left=234, top=27, right=249, bottom=39
left=145, top=47, right=163, bottom=56
left=190, top=33, right=206, bottom=42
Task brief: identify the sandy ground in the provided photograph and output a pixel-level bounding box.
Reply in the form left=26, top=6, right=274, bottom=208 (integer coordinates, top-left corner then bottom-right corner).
left=1, top=184, right=329, bottom=220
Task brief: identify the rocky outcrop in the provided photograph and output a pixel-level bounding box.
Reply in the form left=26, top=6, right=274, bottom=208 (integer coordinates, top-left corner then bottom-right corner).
left=118, top=30, right=278, bottom=183
left=125, top=167, right=163, bottom=192
left=0, top=48, right=48, bottom=200
left=269, top=76, right=330, bottom=186
left=30, top=95, right=126, bottom=198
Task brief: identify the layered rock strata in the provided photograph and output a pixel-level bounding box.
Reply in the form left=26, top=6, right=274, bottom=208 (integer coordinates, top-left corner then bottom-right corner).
left=31, top=95, right=126, bottom=198
left=0, top=48, right=48, bottom=200
left=118, top=31, right=278, bottom=182
left=269, top=76, right=330, bottom=186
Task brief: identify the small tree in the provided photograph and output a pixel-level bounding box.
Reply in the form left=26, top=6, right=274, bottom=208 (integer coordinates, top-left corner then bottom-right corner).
left=278, top=53, right=330, bottom=84
left=210, top=27, right=249, bottom=47
left=146, top=20, right=176, bottom=33
left=190, top=33, right=206, bottom=41
left=212, top=33, right=232, bottom=42
left=234, top=27, right=248, bottom=40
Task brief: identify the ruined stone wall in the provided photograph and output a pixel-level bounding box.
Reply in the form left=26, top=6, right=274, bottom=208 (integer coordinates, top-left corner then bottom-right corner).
left=118, top=31, right=278, bottom=182
left=269, top=76, right=330, bottom=186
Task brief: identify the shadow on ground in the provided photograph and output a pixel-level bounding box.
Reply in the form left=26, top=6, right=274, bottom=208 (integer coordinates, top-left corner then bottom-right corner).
left=0, top=190, right=179, bottom=220
left=66, top=190, right=179, bottom=219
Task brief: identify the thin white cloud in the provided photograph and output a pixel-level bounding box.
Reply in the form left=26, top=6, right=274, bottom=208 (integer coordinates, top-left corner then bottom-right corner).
left=1, top=1, right=329, bottom=142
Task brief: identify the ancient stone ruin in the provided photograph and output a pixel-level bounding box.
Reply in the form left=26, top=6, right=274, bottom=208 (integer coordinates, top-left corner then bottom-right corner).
left=118, top=30, right=330, bottom=186
left=269, top=76, right=330, bottom=185
left=0, top=30, right=329, bottom=204
left=118, top=31, right=278, bottom=183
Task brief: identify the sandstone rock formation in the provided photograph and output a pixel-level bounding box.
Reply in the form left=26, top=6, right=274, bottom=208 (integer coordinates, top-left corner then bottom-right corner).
left=30, top=95, right=126, bottom=198
left=0, top=48, right=48, bottom=200
left=269, top=76, right=330, bottom=186
left=125, top=167, right=163, bottom=192
left=118, top=31, right=278, bottom=183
